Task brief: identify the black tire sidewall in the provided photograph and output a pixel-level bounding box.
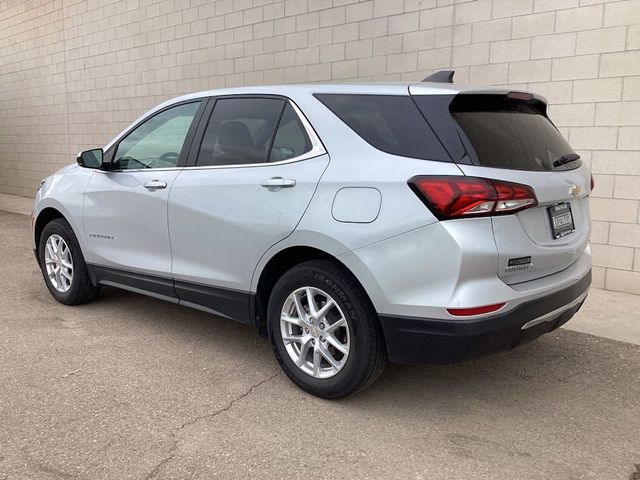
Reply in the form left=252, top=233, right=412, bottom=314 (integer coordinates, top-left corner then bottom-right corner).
left=268, top=261, right=379, bottom=399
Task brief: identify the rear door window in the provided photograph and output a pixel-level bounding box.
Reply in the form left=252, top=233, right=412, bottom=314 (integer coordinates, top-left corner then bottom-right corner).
left=196, top=98, right=285, bottom=167
left=314, top=94, right=450, bottom=161
left=447, top=95, right=580, bottom=172
left=269, top=103, right=312, bottom=162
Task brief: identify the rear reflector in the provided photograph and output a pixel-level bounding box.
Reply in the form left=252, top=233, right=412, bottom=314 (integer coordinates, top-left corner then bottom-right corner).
left=409, top=176, right=538, bottom=220
left=447, top=303, right=506, bottom=316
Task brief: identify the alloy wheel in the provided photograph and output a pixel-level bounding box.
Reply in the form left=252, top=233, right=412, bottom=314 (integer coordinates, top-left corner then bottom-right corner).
left=280, top=286, right=351, bottom=379
left=44, top=234, right=73, bottom=293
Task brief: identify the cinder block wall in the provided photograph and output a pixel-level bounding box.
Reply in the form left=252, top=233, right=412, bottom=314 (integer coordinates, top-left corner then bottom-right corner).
left=1, top=0, right=639, bottom=294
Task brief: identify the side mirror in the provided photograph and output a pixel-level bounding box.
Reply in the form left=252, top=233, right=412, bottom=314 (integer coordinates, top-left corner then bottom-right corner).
left=77, top=148, right=104, bottom=169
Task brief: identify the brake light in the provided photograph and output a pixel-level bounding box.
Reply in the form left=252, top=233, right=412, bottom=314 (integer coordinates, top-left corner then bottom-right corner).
left=447, top=303, right=506, bottom=316
left=590, top=174, right=595, bottom=191
left=408, top=176, right=538, bottom=219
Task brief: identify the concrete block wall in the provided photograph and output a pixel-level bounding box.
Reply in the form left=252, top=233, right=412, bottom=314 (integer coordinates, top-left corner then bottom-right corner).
left=1, top=0, right=639, bottom=294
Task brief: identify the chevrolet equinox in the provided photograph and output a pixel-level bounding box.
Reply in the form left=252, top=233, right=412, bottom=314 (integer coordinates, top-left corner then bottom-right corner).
left=33, top=75, right=592, bottom=398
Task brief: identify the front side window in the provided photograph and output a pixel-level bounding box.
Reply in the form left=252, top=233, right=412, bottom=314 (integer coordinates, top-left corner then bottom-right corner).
left=113, top=101, right=201, bottom=170
left=197, top=98, right=285, bottom=167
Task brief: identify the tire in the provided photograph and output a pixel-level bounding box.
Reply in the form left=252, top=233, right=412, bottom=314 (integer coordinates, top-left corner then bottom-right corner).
left=268, top=260, right=386, bottom=399
left=38, top=218, right=99, bottom=305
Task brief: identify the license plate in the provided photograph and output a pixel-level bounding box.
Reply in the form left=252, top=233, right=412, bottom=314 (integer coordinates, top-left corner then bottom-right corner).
left=548, top=202, right=575, bottom=239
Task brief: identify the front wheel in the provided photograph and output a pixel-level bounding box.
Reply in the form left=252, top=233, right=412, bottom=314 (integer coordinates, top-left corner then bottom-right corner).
left=38, top=218, right=99, bottom=305
left=268, top=260, right=386, bottom=399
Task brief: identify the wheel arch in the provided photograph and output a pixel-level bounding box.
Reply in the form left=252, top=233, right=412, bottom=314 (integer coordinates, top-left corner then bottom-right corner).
left=253, top=245, right=378, bottom=337
left=34, top=207, right=66, bottom=258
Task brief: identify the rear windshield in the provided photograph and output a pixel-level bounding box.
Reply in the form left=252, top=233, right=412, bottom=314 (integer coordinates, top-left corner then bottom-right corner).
left=449, top=95, right=579, bottom=172
left=314, top=94, right=450, bottom=161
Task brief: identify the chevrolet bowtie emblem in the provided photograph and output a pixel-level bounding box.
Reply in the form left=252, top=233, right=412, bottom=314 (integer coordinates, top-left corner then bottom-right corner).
left=568, top=184, right=581, bottom=196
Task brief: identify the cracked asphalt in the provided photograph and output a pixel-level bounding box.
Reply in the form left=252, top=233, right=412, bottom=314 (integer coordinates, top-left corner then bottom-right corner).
left=0, top=209, right=639, bottom=480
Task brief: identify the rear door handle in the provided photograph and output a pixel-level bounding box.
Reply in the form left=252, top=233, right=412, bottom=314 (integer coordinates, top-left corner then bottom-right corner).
left=143, top=180, right=167, bottom=190
left=260, top=177, right=296, bottom=189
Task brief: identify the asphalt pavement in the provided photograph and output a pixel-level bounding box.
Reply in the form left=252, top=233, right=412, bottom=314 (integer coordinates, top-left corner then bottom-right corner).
left=0, top=209, right=638, bottom=480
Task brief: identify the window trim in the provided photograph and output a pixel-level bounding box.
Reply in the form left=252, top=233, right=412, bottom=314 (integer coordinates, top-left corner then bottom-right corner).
left=102, top=98, right=208, bottom=173
left=184, top=94, right=326, bottom=170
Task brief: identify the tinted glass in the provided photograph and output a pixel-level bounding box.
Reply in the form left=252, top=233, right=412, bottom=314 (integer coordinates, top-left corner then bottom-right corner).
left=450, top=95, right=579, bottom=172
left=197, top=98, right=285, bottom=166
left=314, top=94, right=450, bottom=161
left=269, top=103, right=312, bottom=162
left=114, top=102, right=200, bottom=170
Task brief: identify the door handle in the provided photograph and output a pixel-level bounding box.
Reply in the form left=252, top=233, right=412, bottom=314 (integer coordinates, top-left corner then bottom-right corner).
left=143, top=180, right=167, bottom=190
left=260, top=177, right=296, bottom=189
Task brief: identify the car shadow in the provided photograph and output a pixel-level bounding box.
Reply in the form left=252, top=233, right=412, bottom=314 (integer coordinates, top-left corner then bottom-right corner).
left=89, top=286, right=616, bottom=409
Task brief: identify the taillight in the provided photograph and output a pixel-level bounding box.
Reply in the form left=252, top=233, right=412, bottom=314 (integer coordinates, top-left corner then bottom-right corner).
left=408, top=176, right=538, bottom=220
left=590, top=174, right=595, bottom=191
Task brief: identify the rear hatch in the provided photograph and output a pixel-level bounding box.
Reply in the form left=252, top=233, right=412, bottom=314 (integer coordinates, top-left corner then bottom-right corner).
left=411, top=86, right=591, bottom=284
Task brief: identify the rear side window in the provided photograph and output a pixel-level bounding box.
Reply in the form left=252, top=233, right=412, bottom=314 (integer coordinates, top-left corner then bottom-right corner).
left=448, top=95, right=579, bottom=172
left=197, top=98, right=285, bottom=167
left=314, top=94, right=450, bottom=161
left=270, top=103, right=312, bottom=161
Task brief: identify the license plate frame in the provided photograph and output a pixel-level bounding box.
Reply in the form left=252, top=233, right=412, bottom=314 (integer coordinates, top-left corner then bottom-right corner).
left=548, top=202, right=575, bottom=239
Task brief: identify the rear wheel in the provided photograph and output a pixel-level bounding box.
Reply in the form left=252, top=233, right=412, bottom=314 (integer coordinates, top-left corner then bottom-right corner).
left=268, top=260, right=386, bottom=399
left=38, top=218, right=99, bottom=305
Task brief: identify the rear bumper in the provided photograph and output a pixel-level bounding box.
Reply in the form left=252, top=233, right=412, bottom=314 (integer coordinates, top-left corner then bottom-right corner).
left=379, top=269, right=591, bottom=364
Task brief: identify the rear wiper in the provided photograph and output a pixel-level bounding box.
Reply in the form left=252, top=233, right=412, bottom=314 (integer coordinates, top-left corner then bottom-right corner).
left=553, top=153, right=580, bottom=168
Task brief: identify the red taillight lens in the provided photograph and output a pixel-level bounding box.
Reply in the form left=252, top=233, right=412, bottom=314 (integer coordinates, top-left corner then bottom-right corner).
left=447, top=303, right=506, bottom=316
left=409, top=176, right=538, bottom=219
left=590, top=174, right=595, bottom=191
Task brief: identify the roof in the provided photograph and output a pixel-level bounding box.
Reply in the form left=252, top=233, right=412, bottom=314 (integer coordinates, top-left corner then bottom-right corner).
left=171, top=81, right=542, bottom=102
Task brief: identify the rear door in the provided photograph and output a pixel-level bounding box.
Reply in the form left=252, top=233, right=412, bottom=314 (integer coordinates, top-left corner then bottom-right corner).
left=167, top=96, right=328, bottom=320
left=412, top=90, right=591, bottom=284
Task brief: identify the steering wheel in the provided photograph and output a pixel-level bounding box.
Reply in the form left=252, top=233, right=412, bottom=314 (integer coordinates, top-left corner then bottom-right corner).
left=117, top=156, right=150, bottom=169
left=158, top=152, right=180, bottom=165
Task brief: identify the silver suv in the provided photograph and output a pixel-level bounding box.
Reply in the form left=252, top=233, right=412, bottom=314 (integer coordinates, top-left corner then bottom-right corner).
left=33, top=76, right=592, bottom=398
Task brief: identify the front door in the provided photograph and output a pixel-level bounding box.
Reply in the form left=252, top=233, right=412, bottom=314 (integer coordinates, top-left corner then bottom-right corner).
left=83, top=100, right=203, bottom=279
left=168, top=97, right=329, bottom=321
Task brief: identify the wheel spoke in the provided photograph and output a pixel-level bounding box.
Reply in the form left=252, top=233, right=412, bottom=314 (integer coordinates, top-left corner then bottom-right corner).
left=281, top=313, right=301, bottom=326
left=60, top=269, right=73, bottom=281
left=325, top=317, right=346, bottom=334
left=54, top=268, right=62, bottom=287
left=315, top=298, right=335, bottom=321
left=282, top=334, right=303, bottom=345
left=318, top=344, right=340, bottom=371
left=52, top=237, right=60, bottom=255
left=292, top=292, right=306, bottom=321
left=46, top=242, right=56, bottom=260
left=312, top=348, right=322, bottom=377
left=305, top=288, right=318, bottom=317
left=60, top=260, right=73, bottom=270
left=325, top=333, right=348, bottom=355
left=296, top=339, right=311, bottom=366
